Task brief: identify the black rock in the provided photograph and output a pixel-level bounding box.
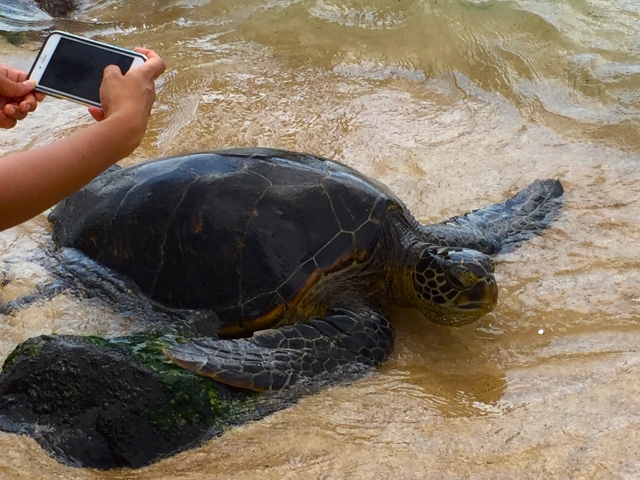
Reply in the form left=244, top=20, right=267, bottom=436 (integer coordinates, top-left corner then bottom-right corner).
left=0, top=334, right=245, bottom=469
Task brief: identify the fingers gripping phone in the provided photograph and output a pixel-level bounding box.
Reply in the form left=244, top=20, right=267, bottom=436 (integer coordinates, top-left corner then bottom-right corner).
left=28, top=31, right=147, bottom=108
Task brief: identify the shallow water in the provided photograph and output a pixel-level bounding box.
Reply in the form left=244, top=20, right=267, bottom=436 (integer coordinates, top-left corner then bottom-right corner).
left=1, top=0, right=640, bottom=478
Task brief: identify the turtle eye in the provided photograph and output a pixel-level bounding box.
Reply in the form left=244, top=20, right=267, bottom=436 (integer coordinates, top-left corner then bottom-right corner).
left=446, top=269, right=478, bottom=289
left=446, top=274, right=465, bottom=289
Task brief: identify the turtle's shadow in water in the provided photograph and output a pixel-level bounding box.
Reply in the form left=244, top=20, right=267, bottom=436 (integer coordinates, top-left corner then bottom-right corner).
left=382, top=305, right=507, bottom=417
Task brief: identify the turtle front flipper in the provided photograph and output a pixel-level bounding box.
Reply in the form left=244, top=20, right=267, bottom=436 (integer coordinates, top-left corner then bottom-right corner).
left=163, top=309, right=395, bottom=392
left=420, top=179, right=564, bottom=255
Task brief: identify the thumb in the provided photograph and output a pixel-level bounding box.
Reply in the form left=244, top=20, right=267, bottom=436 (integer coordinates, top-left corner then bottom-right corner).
left=0, top=76, right=35, bottom=98
left=88, top=106, right=104, bottom=122
left=103, top=64, right=124, bottom=79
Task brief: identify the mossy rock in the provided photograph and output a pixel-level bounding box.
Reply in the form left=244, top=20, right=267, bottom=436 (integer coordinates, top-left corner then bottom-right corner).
left=0, top=334, right=255, bottom=469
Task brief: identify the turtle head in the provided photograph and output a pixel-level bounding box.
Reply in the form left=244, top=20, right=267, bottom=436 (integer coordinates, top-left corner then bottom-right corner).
left=409, top=246, right=498, bottom=326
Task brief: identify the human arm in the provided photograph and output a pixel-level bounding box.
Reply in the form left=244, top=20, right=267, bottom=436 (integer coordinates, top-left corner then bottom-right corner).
left=0, top=48, right=166, bottom=232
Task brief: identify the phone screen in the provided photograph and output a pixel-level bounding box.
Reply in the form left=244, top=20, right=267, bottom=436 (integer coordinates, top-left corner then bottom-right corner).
left=39, top=37, right=135, bottom=104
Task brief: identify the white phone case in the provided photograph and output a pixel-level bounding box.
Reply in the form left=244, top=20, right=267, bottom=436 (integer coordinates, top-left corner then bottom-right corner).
left=28, top=31, right=147, bottom=108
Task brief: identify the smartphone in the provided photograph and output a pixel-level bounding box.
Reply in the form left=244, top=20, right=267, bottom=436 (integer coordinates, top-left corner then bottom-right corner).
left=28, top=31, right=147, bottom=108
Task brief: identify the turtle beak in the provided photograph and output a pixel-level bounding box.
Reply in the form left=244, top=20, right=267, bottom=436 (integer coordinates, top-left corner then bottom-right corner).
left=456, top=280, right=498, bottom=313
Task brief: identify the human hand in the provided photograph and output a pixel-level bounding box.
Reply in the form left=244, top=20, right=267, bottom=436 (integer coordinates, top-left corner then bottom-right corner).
left=88, top=48, right=166, bottom=140
left=0, top=64, right=46, bottom=129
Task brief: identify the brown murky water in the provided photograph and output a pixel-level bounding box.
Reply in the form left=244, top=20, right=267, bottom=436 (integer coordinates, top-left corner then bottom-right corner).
left=1, top=0, right=640, bottom=478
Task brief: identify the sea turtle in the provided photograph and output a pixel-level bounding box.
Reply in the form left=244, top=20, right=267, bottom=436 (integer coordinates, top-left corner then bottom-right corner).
left=49, top=147, right=563, bottom=391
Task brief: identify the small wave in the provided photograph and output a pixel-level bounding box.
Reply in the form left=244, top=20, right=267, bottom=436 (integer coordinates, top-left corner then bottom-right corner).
left=308, top=0, right=410, bottom=30
left=0, top=0, right=51, bottom=32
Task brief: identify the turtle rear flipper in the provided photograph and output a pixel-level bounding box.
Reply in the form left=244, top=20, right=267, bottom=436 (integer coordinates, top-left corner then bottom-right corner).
left=421, top=179, right=564, bottom=255
left=164, top=309, right=395, bottom=392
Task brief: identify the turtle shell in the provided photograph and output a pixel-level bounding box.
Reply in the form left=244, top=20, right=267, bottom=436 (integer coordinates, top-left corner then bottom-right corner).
left=50, top=148, right=405, bottom=332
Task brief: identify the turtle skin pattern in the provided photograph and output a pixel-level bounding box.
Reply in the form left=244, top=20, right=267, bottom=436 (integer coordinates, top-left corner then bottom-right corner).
left=167, top=308, right=393, bottom=391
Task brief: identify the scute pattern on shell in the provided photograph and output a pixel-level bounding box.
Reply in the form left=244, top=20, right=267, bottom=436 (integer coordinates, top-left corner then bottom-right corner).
left=50, top=149, right=405, bottom=331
